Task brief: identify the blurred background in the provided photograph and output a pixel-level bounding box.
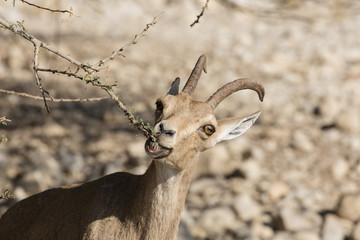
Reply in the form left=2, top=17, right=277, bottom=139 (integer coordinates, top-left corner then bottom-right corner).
left=1, top=0, right=360, bottom=239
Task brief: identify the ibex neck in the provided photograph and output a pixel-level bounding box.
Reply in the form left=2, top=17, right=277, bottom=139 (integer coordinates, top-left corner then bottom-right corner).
left=137, top=155, right=198, bottom=240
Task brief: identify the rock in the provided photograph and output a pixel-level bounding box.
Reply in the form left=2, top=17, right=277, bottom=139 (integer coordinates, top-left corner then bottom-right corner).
left=188, top=178, right=224, bottom=207
left=234, top=194, right=262, bottom=221
left=352, top=222, right=360, bottom=240
left=293, top=231, right=320, bottom=240
left=178, top=209, right=196, bottom=240
left=13, top=186, right=28, bottom=201
left=127, top=141, right=147, bottom=159
left=336, top=108, right=360, bottom=133
left=272, top=232, right=294, bottom=240
left=337, top=193, right=360, bottom=221
left=196, top=207, right=238, bottom=235
left=321, top=214, right=346, bottom=240
left=195, top=145, right=231, bottom=176
left=267, top=181, right=289, bottom=201
left=273, top=205, right=322, bottom=232
left=332, top=158, right=349, bottom=180
left=319, top=95, right=341, bottom=122
left=251, top=220, right=274, bottom=239
left=293, top=130, right=314, bottom=152
left=42, top=122, right=67, bottom=137
left=18, top=170, right=51, bottom=194
left=8, top=46, right=28, bottom=69
left=241, top=160, right=262, bottom=181
left=59, top=148, right=86, bottom=181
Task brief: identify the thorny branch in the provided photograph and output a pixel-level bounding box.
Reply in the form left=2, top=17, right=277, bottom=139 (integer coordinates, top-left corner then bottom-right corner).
left=94, top=13, right=163, bottom=67
left=190, top=0, right=210, bottom=27
left=102, top=88, right=155, bottom=141
left=33, top=40, right=53, bottom=112
left=0, top=12, right=161, bottom=139
left=0, top=89, right=107, bottom=103
left=18, top=0, right=74, bottom=16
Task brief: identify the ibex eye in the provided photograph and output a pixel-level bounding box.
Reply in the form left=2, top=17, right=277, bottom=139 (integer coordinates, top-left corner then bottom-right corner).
left=203, top=125, right=215, bottom=136
left=156, top=101, right=163, bottom=111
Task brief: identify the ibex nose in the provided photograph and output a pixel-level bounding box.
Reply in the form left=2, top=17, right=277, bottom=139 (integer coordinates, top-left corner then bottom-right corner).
left=156, top=122, right=177, bottom=137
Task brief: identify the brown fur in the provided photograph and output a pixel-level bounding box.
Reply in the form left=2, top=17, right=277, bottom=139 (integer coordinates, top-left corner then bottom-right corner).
left=0, top=55, right=263, bottom=240
left=0, top=160, right=197, bottom=240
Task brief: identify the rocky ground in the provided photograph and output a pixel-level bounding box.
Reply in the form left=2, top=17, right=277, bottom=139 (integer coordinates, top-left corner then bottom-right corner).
left=1, top=0, right=360, bottom=239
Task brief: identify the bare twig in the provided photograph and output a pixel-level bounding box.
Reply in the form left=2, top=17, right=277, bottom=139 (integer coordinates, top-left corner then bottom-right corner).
left=95, top=13, right=163, bottom=67
left=33, top=40, right=52, bottom=112
left=190, top=0, right=210, bottom=27
left=0, top=18, right=95, bottom=72
left=36, top=68, right=117, bottom=88
left=102, top=88, right=155, bottom=141
left=0, top=89, right=107, bottom=102
left=19, top=0, right=73, bottom=15
left=37, top=68, right=84, bottom=80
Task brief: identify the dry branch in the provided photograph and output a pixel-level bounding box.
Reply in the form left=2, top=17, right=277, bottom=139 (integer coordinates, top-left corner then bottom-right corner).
left=18, top=0, right=73, bottom=15
left=33, top=40, right=52, bottom=112
left=0, top=89, right=107, bottom=103
left=0, top=13, right=160, bottom=139
left=94, top=13, right=163, bottom=67
left=190, top=0, right=210, bottom=27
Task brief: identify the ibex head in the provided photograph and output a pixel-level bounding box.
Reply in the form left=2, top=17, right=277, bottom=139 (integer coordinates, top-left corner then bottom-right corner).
left=145, top=54, right=264, bottom=170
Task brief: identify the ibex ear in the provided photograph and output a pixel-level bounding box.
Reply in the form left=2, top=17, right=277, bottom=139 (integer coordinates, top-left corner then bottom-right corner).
left=215, top=111, right=261, bottom=143
left=167, top=77, right=180, bottom=96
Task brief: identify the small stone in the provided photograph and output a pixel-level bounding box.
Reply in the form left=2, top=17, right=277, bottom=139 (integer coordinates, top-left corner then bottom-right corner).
left=332, top=159, right=349, bottom=180
left=336, top=108, right=360, bottom=133
left=42, top=122, right=67, bottom=137
left=337, top=193, right=360, bottom=221
left=59, top=148, right=85, bottom=181
left=267, top=182, right=289, bottom=201
left=272, top=232, right=293, bottom=240
left=293, top=231, right=320, bottom=240
left=188, top=178, right=224, bottom=207
left=234, top=194, right=262, bottom=221
left=19, top=170, right=50, bottom=195
left=178, top=209, right=195, bottom=240
left=352, top=222, right=360, bottom=240
left=320, top=96, right=341, bottom=122
left=273, top=205, right=322, bottom=232
left=293, top=130, right=314, bottom=152
left=127, top=141, right=147, bottom=159
left=251, top=221, right=274, bottom=239
left=195, top=145, right=231, bottom=176
left=322, top=214, right=345, bottom=240
left=197, top=207, right=237, bottom=235
left=241, top=160, right=262, bottom=181
left=13, top=186, right=28, bottom=201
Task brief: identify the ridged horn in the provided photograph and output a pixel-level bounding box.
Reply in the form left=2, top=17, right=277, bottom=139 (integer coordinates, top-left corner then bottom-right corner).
left=206, top=78, right=265, bottom=109
left=182, top=54, right=207, bottom=95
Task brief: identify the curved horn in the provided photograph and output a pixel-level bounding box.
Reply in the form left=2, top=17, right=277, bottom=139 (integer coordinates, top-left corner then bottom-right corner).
left=206, top=78, right=265, bottom=109
left=182, top=54, right=207, bottom=95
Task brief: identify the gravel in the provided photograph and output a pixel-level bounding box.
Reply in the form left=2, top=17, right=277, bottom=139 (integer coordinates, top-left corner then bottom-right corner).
left=1, top=0, right=360, bottom=239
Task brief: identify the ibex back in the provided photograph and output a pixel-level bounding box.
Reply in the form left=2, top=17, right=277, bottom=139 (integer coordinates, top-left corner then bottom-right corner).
left=0, top=54, right=264, bottom=240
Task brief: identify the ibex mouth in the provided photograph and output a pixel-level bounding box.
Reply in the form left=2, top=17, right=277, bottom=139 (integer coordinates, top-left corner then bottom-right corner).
left=145, top=138, right=172, bottom=159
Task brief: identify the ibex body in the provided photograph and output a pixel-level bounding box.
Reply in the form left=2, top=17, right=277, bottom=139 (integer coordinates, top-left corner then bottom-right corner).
left=0, top=55, right=264, bottom=240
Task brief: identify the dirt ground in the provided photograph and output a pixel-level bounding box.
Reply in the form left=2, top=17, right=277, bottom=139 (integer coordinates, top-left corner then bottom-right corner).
left=1, top=1, right=360, bottom=239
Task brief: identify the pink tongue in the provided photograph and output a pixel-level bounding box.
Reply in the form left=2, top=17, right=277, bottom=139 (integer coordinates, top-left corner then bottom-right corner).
left=149, top=144, right=158, bottom=153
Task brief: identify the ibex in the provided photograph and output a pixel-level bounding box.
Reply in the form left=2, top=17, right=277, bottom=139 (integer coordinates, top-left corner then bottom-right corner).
left=0, top=54, right=264, bottom=240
